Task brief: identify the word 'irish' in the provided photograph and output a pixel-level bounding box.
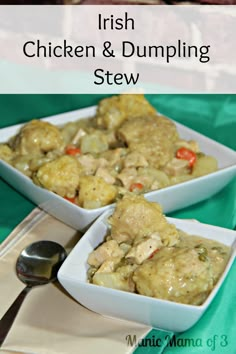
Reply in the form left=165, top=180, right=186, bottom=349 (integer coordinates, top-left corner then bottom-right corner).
left=98, top=12, right=135, bottom=30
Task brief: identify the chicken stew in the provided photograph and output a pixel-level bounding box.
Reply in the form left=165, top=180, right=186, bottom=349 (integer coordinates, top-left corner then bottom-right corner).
left=87, top=195, right=230, bottom=305
left=0, top=94, right=218, bottom=209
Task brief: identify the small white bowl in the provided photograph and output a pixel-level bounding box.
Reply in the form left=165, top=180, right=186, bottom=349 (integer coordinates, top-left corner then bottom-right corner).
left=58, top=209, right=236, bottom=332
left=0, top=105, right=235, bottom=231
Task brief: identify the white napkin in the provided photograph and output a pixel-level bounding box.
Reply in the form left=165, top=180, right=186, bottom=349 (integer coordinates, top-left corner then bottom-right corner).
left=0, top=208, right=151, bottom=354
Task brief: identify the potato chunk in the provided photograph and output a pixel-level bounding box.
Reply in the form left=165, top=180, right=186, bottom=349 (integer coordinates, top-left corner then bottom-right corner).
left=137, top=168, right=170, bottom=191
left=92, top=271, right=135, bottom=292
left=193, top=155, right=218, bottom=177
left=34, top=155, right=82, bottom=198
left=11, top=155, right=34, bottom=177
left=80, top=132, right=109, bottom=154
left=0, top=144, right=13, bottom=161
left=78, top=176, right=117, bottom=209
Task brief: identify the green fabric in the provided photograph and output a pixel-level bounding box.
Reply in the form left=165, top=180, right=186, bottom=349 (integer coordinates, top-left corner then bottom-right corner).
left=0, top=95, right=235, bottom=354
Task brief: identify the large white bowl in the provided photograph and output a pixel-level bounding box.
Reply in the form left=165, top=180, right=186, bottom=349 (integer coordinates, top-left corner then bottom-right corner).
left=58, top=209, right=236, bottom=332
left=0, top=106, right=235, bottom=231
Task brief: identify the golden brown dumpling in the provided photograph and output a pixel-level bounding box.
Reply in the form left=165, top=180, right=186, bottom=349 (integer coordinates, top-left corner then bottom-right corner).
left=34, top=155, right=82, bottom=198
left=133, top=247, right=214, bottom=305
left=96, top=94, right=156, bottom=129
left=118, top=115, right=179, bottom=168
left=78, top=175, right=117, bottom=209
left=109, top=195, right=179, bottom=245
left=11, top=120, right=64, bottom=155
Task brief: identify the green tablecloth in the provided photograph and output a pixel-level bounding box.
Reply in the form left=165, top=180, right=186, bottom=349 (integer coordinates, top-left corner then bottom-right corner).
left=0, top=94, right=235, bottom=354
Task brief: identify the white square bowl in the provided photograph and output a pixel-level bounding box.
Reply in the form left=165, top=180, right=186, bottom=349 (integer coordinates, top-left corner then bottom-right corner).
left=0, top=105, right=235, bottom=231
left=58, top=209, right=236, bottom=332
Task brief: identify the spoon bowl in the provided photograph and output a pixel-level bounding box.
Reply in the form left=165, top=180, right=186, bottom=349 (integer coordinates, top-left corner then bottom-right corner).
left=16, top=240, right=67, bottom=286
left=0, top=240, right=67, bottom=345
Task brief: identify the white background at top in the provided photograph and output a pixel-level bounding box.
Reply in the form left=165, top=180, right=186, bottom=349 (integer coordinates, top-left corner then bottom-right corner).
left=0, top=5, right=235, bottom=93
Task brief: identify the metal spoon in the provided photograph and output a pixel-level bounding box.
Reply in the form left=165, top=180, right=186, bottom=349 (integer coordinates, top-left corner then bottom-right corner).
left=0, top=240, right=67, bottom=345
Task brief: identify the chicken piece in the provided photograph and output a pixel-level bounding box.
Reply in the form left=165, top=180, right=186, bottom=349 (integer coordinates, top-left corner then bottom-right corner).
left=88, top=240, right=124, bottom=268
left=117, top=168, right=137, bottom=190
left=96, top=257, right=122, bottom=273
left=77, top=154, right=103, bottom=175
left=34, top=155, right=82, bottom=198
left=109, top=195, right=179, bottom=246
left=0, top=144, right=13, bottom=161
left=100, top=148, right=127, bottom=172
left=133, top=247, right=214, bottom=305
left=71, top=128, right=87, bottom=145
left=60, top=118, right=96, bottom=145
left=175, top=139, right=200, bottom=153
left=80, top=155, right=108, bottom=175
left=163, top=158, right=190, bottom=176
left=118, top=115, right=179, bottom=168
left=92, top=271, right=135, bottom=292
left=11, top=120, right=64, bottom=155
left=125, top=234, right=163, bottom=264
left=78, top=175, right=117, bottom=209
left=95, top=167, right=116, bottom=185
left=96, top=94, right=156, bottom=129
left=123, top=152, right=148, bottom=169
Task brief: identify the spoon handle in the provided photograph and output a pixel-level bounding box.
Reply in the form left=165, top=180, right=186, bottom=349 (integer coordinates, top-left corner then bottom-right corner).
left=0, top=286, right=31, bottom=346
